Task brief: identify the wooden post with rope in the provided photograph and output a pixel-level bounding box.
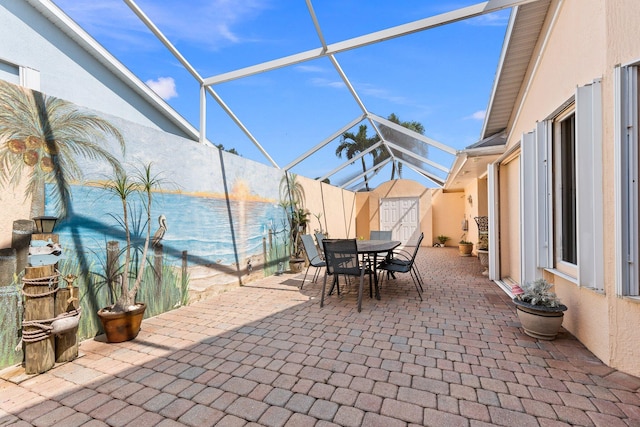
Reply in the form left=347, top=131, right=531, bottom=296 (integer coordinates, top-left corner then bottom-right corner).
left=55, top=274, right=79, bottom=363
left=22, top=263, right=57, bottom=374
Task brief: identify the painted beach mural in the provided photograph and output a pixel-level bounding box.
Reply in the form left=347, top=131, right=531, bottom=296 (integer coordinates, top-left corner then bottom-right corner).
left=0, top=80, right=289, bottom=359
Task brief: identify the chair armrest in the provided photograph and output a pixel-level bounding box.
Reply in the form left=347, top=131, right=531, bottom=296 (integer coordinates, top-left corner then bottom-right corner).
left=310, top=255, right=323, bottom=263
left=389, top=249, right=411, bottom=261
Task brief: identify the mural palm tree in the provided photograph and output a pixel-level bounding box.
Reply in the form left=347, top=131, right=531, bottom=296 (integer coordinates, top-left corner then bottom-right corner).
left=335, top=124, right=378, bottom=191
left=279, top=172, right=308, bottom=259
left=375, top=113, right=426, bottom=180
left=0, top=81, right=125, bottom=217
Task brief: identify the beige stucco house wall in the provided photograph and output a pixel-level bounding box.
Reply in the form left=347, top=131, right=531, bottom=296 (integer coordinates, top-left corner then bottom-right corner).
left=431, top=190, right=465, bottom=247
left=355, top=191, right=379, bottom=240
left=489, top=0, right=640, bottom=376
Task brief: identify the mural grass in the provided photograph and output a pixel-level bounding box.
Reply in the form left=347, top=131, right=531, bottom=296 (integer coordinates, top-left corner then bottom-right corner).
left=0, top=281, right=23, bottom=369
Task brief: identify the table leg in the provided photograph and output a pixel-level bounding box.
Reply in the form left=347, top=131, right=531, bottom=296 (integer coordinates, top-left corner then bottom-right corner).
left=357, top=269, right=365, bottom=312
left=373, top=253, right=380, bottom=300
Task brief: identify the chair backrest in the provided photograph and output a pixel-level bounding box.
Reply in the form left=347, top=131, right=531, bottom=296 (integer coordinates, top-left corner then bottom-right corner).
left=315, top=232, right=325, bottom=249
left=474, top=216, right=489, bottom=234
left=407, top=232, right=424, bottom=266
left=301, top=234, right=321, bottom=264
left=370, top=230, right=392, bottom=240
left=322, top=239, right=361, bottom=276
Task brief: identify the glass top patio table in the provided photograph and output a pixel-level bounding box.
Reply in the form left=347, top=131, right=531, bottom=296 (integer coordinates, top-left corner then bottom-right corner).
left=356, top=239, right=401, bottom=300
left=356, top=239, right=401, bottom=254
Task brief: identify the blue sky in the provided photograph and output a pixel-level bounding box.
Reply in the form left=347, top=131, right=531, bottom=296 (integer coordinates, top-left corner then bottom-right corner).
left=52, top=0, right=510, bottom=189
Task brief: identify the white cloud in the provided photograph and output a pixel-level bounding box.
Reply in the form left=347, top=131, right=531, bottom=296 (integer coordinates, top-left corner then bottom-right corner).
left=139, top=0, right=270, bottom=48
left=53, top=0, right=270, bottom=50
left=466, top=110, right=486, bottom=120
left=359, top=84, right=411, bottom=105
left=296, top=65, right=326, bottom=73
left=310, top=77, right=345, bottom=89
left=146, top=77, right=178, bottom=100
left=466, top=10, right=510, bottom=27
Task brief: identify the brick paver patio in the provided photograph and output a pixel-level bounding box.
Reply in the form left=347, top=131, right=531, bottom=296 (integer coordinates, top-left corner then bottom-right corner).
left=1, top=247, right=639, bottom=426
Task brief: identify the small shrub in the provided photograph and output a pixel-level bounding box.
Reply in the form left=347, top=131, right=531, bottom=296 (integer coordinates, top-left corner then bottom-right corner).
left=437, top=235, right=450, bottom=244
left=517, top=279, right=563, bottom=308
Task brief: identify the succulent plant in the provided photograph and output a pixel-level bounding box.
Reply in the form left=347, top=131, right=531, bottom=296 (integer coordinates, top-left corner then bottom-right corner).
left=516, top=279, right=564, bottom=308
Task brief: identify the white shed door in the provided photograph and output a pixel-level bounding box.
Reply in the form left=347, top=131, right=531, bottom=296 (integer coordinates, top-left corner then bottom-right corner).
left=380, top=197, right=419, bottom=245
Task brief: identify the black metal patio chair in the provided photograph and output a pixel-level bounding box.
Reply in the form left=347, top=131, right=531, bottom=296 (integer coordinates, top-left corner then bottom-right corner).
left=377, top=232, right=424, bottom=300
left=321, top=238, right=372, bottom=312
left=300, top=234, right=326, bottom=289
left=369, top=230, right=392, bottom=240
left=314, top=232, right=325, bottom=254
left=367, top=230, right=393, bottom=268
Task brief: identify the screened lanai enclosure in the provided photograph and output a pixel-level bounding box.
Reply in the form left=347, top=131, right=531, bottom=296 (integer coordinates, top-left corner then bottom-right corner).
left=47, top=0, right=537, bottom=190
left=0, top=0, right=538, bottom=368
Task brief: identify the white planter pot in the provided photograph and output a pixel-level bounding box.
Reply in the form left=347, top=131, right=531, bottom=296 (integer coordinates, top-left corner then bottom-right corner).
left=513, top=300, right=567, bottom=340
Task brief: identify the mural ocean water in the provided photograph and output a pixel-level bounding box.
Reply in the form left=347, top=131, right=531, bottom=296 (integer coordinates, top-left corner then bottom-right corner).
left=47, top=184, right=288, bottom=270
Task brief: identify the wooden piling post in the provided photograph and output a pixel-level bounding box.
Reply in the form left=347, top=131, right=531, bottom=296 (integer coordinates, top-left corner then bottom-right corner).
left=54, top=278, right=79, bottom=363
left=23, top=263, right=57, bottom=374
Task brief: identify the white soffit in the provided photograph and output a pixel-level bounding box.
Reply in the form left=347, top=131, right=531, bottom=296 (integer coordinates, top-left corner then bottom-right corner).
left=481, top=0, right=551, bottom=139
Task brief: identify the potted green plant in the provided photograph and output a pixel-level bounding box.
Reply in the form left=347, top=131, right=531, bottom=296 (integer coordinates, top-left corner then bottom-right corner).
left=512, top=279, right=568, bottom=340
left=96, top=163, right=163, bottom=343
left=436, top=235, right=449, bottom=247
left=458, top=239, right=473, bottom=256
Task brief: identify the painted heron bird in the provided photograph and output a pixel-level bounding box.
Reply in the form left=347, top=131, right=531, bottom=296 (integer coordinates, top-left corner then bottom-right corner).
left=152, top=214, right=167, bottom=247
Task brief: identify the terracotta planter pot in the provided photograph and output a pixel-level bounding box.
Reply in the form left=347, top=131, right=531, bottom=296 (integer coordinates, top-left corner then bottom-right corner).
left=97, top=303, right=146, bottom=343
left=289, top=258, right=305, bottom=273
left=458, top=243, right=473, bottom=257
left=513, top=299, right=567, bottom=340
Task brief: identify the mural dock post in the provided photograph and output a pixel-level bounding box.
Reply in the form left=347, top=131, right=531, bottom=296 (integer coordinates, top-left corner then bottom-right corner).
left=0, top=248, right=22, bottom=368
left=22, top=263, right=57, bottom=374
left=0, top=248, right=16, bottom=286
left=12, top=219, right=34, bottom=275
left=181, top=251, right=187, bottom=295
left=154, top=244, right=163, bottom=289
